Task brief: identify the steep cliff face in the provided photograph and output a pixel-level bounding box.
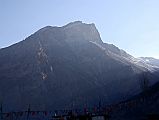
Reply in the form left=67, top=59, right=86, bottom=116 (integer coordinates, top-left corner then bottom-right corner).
left=0, top=21, right=158, bottom=111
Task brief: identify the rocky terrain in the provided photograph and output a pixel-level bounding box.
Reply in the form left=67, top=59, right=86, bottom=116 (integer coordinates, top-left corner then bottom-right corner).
left=0, top=21, right=159, bottom=112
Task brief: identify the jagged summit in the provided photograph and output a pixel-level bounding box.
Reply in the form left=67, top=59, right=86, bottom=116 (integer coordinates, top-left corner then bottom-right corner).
left=62, top=21, right=103, bottom=44
left=63, top=21, right=83, bottom=27
left=26, top=21, right=103, bottom=45
left=36, top=21, right=96, bottom=33
left=63, top=21, right=95, bottom=28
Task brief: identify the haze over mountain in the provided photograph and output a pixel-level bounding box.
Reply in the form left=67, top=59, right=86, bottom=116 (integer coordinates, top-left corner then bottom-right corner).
left=0, top=21, right=159, bottom=111
left=139, top=57, right=159, bottom=67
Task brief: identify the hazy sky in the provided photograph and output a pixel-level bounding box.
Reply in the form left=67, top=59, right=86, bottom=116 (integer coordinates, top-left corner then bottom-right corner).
left=0, top=0, right=159, bottom=58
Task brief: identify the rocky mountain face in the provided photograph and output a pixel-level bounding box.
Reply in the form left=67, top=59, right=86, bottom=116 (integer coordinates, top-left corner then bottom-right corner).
left=0, top=21, right=159, bottom=111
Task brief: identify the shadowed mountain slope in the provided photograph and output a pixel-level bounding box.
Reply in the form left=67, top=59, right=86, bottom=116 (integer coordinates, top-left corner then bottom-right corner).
left=0, top=21, right=159, bottom=111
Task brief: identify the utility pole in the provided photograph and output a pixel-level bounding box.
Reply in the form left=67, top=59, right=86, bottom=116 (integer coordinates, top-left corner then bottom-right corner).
left=98, top=97, right=102, bottom=113
left=27, top=104, right=31, bottom=120
left=0, top=103, right=3, bottom=120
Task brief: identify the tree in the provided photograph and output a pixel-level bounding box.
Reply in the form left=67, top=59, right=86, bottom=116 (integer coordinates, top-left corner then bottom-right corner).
left=139, top=72, right=150, bottom=97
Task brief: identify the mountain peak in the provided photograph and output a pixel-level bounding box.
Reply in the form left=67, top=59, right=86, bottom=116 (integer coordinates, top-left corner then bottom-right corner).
left=63, top=21, right=103, bottom=44
left=63, top=21, right=95, bottom=29
left=64, top=21, right=83, bottom=27
left=22, top=21, right=103, bottom=46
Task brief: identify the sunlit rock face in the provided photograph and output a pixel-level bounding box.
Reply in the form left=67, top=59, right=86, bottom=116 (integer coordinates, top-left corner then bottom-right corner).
left=0, top=21, right=159, bottom=111
left=63, top=21, right=103, bottom=44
